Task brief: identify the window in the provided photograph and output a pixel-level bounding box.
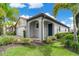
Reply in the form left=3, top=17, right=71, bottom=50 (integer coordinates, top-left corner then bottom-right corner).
left=59, top=26, right=61, bottom=32
left=35, top=22, right=39, bottom=28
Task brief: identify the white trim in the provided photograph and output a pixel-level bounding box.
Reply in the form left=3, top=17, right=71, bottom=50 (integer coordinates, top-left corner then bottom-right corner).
left=43, top=19, right=44, bottom=40
left=28, top=17, right=42, bottom=24
left=27, top=22, right=30, bottom=37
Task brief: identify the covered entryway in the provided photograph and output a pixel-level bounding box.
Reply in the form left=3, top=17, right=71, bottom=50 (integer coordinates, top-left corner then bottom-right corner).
left=28, top=21, right=39, bottom=38
left=27, top=16, right=54, bottom=40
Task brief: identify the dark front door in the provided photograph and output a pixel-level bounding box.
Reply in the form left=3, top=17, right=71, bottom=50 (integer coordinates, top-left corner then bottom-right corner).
left=23, top=30, right=26, bottom=38
left=48, top=24, right=52, bottom=36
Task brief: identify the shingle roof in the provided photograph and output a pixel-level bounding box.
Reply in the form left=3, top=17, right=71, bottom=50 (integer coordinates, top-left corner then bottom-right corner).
left=27, top=13, right=69, bottom=28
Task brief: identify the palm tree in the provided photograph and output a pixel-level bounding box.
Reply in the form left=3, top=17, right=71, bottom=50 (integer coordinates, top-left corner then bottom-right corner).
left=53, top=3, right=78, bottom=43
left=0, top=3, right=19, bottom=35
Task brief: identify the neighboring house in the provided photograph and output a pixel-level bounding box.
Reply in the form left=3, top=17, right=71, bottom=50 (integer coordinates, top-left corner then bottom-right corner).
left=15, top=13, right=70, bottom=40
left=6, top=25, right=15, bottom=32
left=6, top=22, right=16, bottom=32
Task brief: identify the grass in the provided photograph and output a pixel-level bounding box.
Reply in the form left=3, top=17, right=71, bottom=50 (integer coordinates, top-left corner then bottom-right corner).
left=51, top=42, right=78, bottom=56
left=0, top=42, right=79, bottom=56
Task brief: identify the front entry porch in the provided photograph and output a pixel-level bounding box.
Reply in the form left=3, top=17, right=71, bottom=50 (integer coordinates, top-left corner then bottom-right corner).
left=27, top=18, right=54, bottom=41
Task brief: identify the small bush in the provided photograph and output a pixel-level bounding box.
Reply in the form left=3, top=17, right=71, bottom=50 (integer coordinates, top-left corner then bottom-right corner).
left=51, top=35, right=57, bottom=40
left=77, top=30, right=79, bottom=35
left=0, top=36, right=32, bottom=45
left=71, top=42, right=79, bottom=52
left=6, top=31, right=16, bottom=35
left=21, top=38, right=32, bottom=44
left=0, top=36, right=15, bottom=45
left=44, top=37, right=53, bottom=44
left=60, top=34, right=74, bottom=48
left=46, top=37, right=53, bottom=44
left=77, top=35, right=79, bottom=42
left=44, top=36, right=57, bottom=44
left=44, top=36, right=57, bottom=43
left=55, top=32, right=73, bottom=39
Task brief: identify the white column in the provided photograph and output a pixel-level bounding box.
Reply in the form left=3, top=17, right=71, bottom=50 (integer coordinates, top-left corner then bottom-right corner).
left=39, top=19, right=44, bottom=40
left=39, top=19, right=44, bottom=41
left=43, top=20, right=44, bottom=40
left=25, top=22, right=27, bottom=37
left=27, top=22, right=30, bottom=37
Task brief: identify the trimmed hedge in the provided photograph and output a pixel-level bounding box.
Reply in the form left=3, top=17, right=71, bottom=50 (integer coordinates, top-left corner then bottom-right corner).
left=0, top=36, right=32, bottom=45
left=20, top=38, right=33, bottom=44
left=44, top=36, right=57, bottom=44
left=55, top=32, right=73, bottom=39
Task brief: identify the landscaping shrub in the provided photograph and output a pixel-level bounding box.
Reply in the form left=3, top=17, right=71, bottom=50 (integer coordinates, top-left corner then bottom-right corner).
left=77, top=30, right=79, bottom=35
left=46, top=36, right=53, bottom=44
left=51, top=35, right=57, bottom=40
left=0, top=36, right=32, bottom=45
left=44, top=36, right=57, bottom=44
left=77, top=35, right=79, bottom=42
left=21, top=38, right=32, bottom=44
left=59, top=33, right=79, bottom=53
left=71, top=42, right=79, bottom=51
left=6, top=31, right=16, bottom=35
left=55, top=32, right=73, bottom=39
left=60, top=34, right=74, bottom=48
left=0, top=36, right=15, bottom=45
left=11, top=37, right=32, bottom=44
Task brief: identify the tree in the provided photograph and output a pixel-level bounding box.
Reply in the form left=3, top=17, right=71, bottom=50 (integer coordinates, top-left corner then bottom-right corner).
left=0, top=3, right=19, bottom=35
left=53, top=3, right=78, bottom=43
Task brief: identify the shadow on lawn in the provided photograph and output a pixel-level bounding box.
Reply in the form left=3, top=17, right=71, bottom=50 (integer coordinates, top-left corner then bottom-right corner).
left=65, top=47, right=79, bottom=55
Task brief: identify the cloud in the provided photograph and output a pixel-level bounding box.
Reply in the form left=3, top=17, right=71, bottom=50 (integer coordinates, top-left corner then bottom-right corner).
left=60, top=20, right=73, bottom=29
left=61, top=21, right=66, bottom=24
left=45, top=13, right=51, bottom=16
left=45, top=12, right=56, bottom=20
left=9, top=3, right=26, bottom=8
left=20, top=15, right=32, bottom=18
left=66, top=16, right=73, bottom=29
left=69, top=17, right=73, bottom=21
left=28, top=3, right=43, bottom=8
left=71, top=23, right=73, bottom=29
left=66, top=22, right=73, bottom=29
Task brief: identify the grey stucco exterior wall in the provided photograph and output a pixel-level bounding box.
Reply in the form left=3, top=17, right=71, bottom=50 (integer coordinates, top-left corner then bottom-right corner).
left=16, top=16, right=69, bottom=40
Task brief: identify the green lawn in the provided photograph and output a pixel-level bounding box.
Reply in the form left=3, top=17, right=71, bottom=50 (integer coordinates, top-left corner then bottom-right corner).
left=1, top=42, right=79, bottom=56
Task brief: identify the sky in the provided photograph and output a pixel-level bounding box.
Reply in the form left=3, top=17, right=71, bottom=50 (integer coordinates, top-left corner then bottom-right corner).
left=9, top=3, right=73, bottom=29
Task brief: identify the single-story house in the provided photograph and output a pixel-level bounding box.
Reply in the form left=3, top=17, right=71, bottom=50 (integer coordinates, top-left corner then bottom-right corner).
left=15, top=13, right=70, bottom=40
